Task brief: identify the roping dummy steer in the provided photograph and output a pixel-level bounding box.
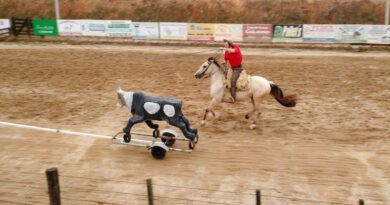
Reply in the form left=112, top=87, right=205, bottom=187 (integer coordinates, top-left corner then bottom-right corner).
left=116, top=87, right=198, bottom=146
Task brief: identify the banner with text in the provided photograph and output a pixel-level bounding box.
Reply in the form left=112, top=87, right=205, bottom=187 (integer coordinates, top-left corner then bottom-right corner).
left=106, top=20, right=133, bottom=37
left=303, top=24, right=336, bottom=43
left=243, top=24, right=273, bottom=42
left=0, top=19, right=11, bottom=35
left=187, top=23, right=214, bottom=41
left=133, top=22, right=159, bottom=39
left=81, top=20, right=108, bottom=36
left=365, top=25, right=390, bottom=44
left=32, top=19, right=58, bottom=36
left=335, top=25, right=366, bottom=43
left=272, top=24, right=303, bottom=43
left=159, top=23, right=187, bottom=40
left=58, top=20, right=83, bottom=36
left=214, top=24, right=243, bottom=42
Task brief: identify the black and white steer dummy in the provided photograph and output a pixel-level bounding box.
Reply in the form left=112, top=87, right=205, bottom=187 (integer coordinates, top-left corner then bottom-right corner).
left=116, top=87, right=198, bottom=143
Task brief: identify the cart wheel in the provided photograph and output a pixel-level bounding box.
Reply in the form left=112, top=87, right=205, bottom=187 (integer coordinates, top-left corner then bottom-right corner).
left=123, top=133, right=131, bottom=143
left=151, top=146, right=167, bottom=160
left=162, top=138, right=176, bottom=147
left=161, top=132, right=176, bottom=147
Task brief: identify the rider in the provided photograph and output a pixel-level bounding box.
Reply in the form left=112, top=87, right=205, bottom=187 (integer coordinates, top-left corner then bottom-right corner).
left=220, top=39, right=243, bottom=102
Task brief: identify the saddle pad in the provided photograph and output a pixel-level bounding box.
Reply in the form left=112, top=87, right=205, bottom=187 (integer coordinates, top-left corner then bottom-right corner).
left=226, top=69, right=251, bottom=91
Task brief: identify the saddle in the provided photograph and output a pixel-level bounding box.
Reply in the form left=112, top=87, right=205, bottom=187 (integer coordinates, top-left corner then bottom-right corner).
left=225, top=68, right=251, bottom=91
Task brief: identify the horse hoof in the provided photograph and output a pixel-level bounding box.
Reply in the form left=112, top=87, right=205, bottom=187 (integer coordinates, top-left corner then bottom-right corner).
left=201, top=120, right=206, bottom=126
left=250, top=124, right=257, bottom=130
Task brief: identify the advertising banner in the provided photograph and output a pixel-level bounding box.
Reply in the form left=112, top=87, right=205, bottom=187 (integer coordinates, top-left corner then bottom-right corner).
left=133, top=22, right=159, bottom=39
left=303, top=24, right=336, bottom=43
left=57, top=20, right=83, bottom=36
left=272, top=24, right=303, bottom=43
left=106, top=20, right=133, bottom=37
left=187, top=23, right=214, bottom=41
left=335, top=25, right=367, bottom=43
left=0, top=19, right=11, bottom=35
left=243, top=24, right=272, bottom=42
left=365, top=25, right=390, bottom=44
left=81, top=20, right=108, bottom=37
left=32, top=19, right=58, bottom=36
left=214, top=24, right=243, bottom=42
left=159, top=23, right=187, bottom=40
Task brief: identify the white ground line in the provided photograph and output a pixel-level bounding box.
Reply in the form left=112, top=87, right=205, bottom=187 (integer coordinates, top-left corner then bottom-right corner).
left=0, top=121, right=193, bottom=153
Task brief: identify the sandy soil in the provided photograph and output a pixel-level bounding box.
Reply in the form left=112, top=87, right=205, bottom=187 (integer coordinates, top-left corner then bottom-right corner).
left=0, top=42, right=389, bottom=205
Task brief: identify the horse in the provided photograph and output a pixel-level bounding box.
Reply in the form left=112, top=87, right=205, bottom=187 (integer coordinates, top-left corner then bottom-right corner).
left=194, top=57, right=297, bottom=129
left=116, top=87, right=198, bottom=142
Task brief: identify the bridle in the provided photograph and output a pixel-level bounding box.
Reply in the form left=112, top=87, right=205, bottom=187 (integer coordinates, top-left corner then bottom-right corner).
left=202, top=59, right=227, bottom=77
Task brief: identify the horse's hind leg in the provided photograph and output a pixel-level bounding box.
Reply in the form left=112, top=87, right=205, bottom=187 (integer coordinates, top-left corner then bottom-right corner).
left=247, top=97, right=262, bottom=130
left=245, top=96, right=256, bottom=119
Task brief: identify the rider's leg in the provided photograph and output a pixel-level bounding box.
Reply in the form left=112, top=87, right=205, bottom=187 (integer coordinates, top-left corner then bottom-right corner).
left=230, top=67, right=242, bottom=101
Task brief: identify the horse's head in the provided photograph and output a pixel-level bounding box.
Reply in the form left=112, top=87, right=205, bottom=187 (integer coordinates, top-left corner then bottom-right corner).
left=116, top=86, right=126, bottom=108
left=194, top=57, right=222, bottom=79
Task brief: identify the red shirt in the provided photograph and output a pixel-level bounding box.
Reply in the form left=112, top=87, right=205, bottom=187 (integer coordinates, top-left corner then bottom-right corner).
left=224, top=45, right=242, bottom=68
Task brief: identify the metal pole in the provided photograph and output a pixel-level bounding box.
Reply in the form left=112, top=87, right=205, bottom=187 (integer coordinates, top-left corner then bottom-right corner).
left=256, top=189, right=261, bottom=205
left=386, top=0, right=390, bottom=25
left=46, top=168, right=61, bottom=205
left=146, top=179, right=154, bottom=205
left=54, top=0, right=61, bottom=19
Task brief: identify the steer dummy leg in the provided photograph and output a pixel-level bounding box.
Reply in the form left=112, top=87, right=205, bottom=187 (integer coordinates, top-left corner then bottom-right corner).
left=145, top=120, right=159, bottom=130
left=123, top=115, right=144, bottom=136
left=168, top=118, right=196, bottom=141
left=180, top=116, right=197, bottom=135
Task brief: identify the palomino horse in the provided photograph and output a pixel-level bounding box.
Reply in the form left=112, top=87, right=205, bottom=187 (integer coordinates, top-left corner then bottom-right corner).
left=194, top=57, right=297, bottom=129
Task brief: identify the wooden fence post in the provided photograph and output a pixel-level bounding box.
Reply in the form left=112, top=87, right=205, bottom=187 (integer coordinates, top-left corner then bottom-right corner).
left=359, top=199, right=364, bottom=205
left=256, top=189, right=261, bottom=205
left=146, top=178, right=153, bottom=205
left=46, top=167, right=61, bottom=205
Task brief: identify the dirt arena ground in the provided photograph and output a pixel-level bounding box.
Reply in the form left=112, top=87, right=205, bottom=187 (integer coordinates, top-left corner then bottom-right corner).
left=0, top=42, right=389, bottom=205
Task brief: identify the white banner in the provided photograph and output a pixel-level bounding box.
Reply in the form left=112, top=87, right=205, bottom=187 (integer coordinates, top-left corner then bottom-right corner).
left=133, top=22, right=159, bottom=39
left=335, top=25, right=367, bottom=43
left=0, top=19, right=11, bottom=35
left=214, top=24, right=243, bottom=42
left=365, top=25, right=390, bottom=44
left=81, top=20, right=108, bottom=37
left=57, top=20, right=83, bottom=36
left=106, top=20, right=133, bottom=37
left=159, top=23, right=187, bottom=40
left=303, top=24, right=336, bottom=43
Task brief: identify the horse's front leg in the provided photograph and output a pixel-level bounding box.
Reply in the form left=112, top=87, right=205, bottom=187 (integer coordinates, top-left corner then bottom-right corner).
left=202, top=98, right=219, bottom=126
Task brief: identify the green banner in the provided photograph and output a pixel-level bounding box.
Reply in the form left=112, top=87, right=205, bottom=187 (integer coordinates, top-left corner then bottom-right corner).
left=33, top=19, right=58, bottom=36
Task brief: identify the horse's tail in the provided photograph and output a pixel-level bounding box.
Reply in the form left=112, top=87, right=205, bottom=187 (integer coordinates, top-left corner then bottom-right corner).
left=269, top=81, right=297, bottom=107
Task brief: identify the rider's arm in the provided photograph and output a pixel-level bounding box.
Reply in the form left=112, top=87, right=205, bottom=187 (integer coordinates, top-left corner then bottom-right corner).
left=220, top=47, right=235, bottom=53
